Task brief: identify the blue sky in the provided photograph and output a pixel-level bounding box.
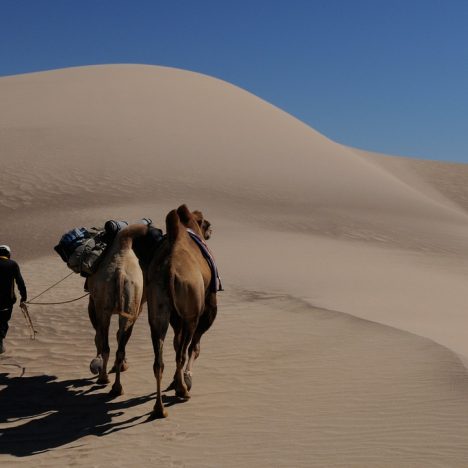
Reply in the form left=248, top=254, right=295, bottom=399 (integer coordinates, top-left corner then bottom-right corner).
left=1, top=0, right=467, bottom=162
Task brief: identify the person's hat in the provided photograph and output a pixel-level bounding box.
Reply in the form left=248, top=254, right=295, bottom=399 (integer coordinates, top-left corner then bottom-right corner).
left=0, top=245, right=11, bottom=256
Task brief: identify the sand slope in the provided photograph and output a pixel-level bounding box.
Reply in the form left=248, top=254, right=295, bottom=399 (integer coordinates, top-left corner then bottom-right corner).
left=2, top=65, right=468, bottom=466
left=2, top=259, right=468, bottom=467
left=2, top=65, right=468, bottom=258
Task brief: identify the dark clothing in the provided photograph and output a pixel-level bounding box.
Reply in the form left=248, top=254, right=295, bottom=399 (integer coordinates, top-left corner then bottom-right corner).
left=0, top=257, right=27, bottom=309
left=0, top=257, right=27, bottom=310
left=0, top=257, right=27, bottom=340
left=0, top=306, right=13, bottom=339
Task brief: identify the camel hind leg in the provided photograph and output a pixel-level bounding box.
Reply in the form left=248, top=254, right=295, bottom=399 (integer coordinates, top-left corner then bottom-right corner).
left=111, top=302, right=143, bottom=374
left=88, top=297, right=98, bottom=330
left=110, top=327, right=129, bottom=373
left=173, top=323, right=196, bottom=399
left=185, top=294, right=217, bottom=391
left=171, top=278, right=205, bottom=398
left=94, top=311, right=112, bottom=385
left=110, top=274, right=144, bottom=395
left=110, top=316, right=135, bottom=396
left=88, top=298, right=104, bottom=376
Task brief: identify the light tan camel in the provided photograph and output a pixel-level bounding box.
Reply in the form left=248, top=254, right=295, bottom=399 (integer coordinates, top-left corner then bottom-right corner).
left=146, top=205, right=217, bottom=418
left=87, top=224, right=147, bottom=396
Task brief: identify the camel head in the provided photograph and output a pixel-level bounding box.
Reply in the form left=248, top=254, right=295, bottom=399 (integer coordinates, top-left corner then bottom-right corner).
left=192, top=210, right=212, bottom=240
left=176, top=205, right=212, bottom=240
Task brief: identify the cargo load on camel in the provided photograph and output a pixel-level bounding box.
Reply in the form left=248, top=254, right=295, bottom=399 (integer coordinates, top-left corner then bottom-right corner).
left=54, top=218, right=153, bottom=276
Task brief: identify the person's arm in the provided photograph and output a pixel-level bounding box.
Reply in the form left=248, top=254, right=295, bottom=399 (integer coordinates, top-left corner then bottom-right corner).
left=14, top=263, right=27, bottom=302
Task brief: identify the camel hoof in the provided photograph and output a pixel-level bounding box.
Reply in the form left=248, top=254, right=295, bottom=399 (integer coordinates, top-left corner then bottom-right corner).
left=110, top=360, right=128, bottom=373
left=184, top=371, right=193, bottom=391
left=90, top=357, right=103, bottom=375
left=175, top=389, right=191, bottom=400
left=164, top=380, right=176, bottom=392
left=97, top=376, right=110, bottom=385
left=110, top=384, right=123, bottom=397
left=152, top=405, right=168, bottom=419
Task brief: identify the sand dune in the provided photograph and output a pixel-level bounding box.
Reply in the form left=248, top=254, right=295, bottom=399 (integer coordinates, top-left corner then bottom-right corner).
left=2, top=65, right=468, bottom=466
left=2, top=65, right=468, bottom=257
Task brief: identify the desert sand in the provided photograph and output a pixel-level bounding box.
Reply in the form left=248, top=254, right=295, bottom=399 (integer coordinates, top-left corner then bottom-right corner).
left=1, top=65, right=468, bottom=466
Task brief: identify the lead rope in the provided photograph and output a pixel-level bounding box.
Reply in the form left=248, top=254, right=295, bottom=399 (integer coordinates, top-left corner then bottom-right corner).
left=21, top=271, right=90, bottom=339
left=25, top=270, right=90, bottom=304
left=26, top=293, right=90, bottom=306
left=19, top=302, right=37, bottom=340
left=26, top=271, right=75, bottom=303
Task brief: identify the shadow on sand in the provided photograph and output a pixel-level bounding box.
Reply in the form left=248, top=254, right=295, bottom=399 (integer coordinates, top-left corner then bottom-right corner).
left=0, top=372, right=161, bottom=457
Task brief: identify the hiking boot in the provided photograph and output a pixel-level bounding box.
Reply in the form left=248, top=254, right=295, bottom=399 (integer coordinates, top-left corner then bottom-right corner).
left=0, top=339, right=5, bottom=354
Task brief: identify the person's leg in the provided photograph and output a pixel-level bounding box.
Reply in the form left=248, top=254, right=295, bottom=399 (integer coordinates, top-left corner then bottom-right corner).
left=0, top=306, right=13, bottom=338
left=0, top=306, right=13, bottom=353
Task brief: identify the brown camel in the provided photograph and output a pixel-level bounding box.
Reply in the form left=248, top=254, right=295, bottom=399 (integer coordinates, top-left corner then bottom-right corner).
left=146, top=205, right=218, bottom=418
left=87, top=224, right=147, bottom=396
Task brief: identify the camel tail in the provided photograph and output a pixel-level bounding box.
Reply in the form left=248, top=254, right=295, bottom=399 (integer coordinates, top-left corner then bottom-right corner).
left=114, top=270, right=134, bottom=320
left=166, top=209, right=180, bottom=244
left=168, top=273, right=178, bottom=317
left=118, top=224, right=149, bottom=250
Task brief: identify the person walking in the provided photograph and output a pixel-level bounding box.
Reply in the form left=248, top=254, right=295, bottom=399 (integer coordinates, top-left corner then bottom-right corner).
left=0, top=245, right=27, bottom=353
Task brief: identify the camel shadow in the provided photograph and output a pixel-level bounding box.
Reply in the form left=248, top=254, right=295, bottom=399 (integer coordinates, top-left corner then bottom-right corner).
left=0, top=372, right=155, bottom=457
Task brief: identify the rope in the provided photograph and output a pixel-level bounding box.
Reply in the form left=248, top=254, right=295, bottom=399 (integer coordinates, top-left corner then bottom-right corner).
left=14, top=271, right=90, bottom=340
left=19, top=302, right=37, bottom=340
left=26, top=292, right=90, bottom=306
left=0, top=361, right=26, bottom=377
left=27, top=271, right=75, bottom=303
left=24, top=270, right=90, bottom=305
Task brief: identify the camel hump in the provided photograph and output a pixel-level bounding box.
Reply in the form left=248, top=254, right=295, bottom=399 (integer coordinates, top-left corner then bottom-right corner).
left=177, top=204, right=200, bottom=232
left=118, top=224, right=149, bottom=249
left=166, top=210, right=181, bottom=243
left=176, top=204, right=192, bottom=225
